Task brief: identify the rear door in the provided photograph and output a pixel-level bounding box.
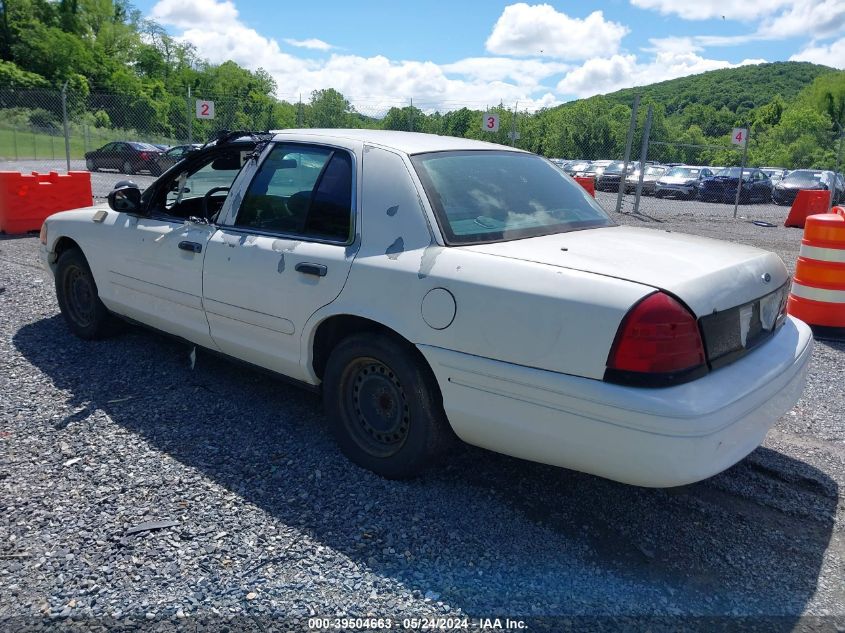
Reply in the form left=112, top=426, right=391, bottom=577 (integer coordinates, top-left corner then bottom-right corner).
left=202, top=141, right=358, bottom=380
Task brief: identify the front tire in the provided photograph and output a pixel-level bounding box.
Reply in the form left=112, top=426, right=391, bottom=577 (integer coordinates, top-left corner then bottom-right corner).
left=122, top=160, right=134, bottom=175
left=322, top=332, right=451, bottom=479
left=55, top=248, right=113, bottom=340
left=85, top=157, right=96, bottom=171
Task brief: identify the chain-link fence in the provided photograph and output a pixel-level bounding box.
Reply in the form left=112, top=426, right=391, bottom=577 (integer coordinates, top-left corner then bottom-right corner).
left=1, top=86, right=842, bottom=214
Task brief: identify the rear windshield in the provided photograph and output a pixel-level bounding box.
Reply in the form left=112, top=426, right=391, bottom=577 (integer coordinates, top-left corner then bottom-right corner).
left=782, top=170, right=825, bottom=186
left=716, top=167, right=748, bottom=178
left=129, top=142, right=159, bottom=151
left=411, top=151, right=613, bottom=245
left=604, top=161, right=634, bottom=174
left=646, top=166, right=666, bottom=176
left=567, top=161, right=591, bottom=171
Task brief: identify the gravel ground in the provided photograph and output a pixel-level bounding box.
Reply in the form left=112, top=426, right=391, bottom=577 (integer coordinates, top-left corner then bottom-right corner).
left=0, top=199, right=843, bottom=632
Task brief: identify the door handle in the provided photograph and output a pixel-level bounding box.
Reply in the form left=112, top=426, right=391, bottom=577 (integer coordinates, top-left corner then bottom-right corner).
left=178, top=241, right=202, bottom=253
left=295, top=262, right=327, bottom=277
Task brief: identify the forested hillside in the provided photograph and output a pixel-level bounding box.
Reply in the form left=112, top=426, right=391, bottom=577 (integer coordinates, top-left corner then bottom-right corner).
left=0, top=0, right=843, bottom=169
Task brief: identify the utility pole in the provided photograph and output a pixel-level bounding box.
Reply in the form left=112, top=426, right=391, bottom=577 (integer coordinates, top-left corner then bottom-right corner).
left=510, top=102, right=518, bottom=147
left=615, top=95, right=640, bottom=214
left=633, top=105, right=654, bottom=215
left=732, top=125, right=750, bottom=219
left=61, top=80, right=71, bottom=172
left=186, top=86, right=192, bottom=144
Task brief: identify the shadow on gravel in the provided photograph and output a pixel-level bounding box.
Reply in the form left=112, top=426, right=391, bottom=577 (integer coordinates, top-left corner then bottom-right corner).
left=14, top=316, right=838, bottom=626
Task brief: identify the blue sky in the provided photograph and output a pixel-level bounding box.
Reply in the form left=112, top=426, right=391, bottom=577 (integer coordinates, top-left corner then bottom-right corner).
left=136, top=0, right=845, bottom=111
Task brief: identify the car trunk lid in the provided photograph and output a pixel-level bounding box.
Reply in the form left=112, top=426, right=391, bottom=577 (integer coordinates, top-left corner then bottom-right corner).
left=461, top=225, right=788, bottom=318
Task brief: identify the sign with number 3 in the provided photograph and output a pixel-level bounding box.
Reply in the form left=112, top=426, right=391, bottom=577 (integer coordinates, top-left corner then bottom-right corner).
left=483, top=112, right=499, bottom=132
left=196, top=100, right=215, bottom=120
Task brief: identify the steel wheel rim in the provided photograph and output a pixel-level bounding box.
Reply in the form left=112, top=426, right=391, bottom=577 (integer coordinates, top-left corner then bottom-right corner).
left=341, top=357, right=410, bottom=458
left=63, top=264, right=95, bottom=328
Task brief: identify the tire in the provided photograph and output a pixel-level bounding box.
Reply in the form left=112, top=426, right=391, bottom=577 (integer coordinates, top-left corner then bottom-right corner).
left=149, top=163, right=162, bottom=177
left=322, top=332, right=452, bottom=479
left=85, top=157, right=96, bottom=171
left=55, top=247, right=113, bottom=340
left=122, top=160, right=134, bottom=175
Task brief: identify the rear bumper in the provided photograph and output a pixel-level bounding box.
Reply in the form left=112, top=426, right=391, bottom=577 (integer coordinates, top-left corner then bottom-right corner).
left=419, top=316, right=813, bottom=487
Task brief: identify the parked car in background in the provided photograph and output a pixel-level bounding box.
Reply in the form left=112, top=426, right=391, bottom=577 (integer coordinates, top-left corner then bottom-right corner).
left=595, top=160, right=635, bottom=192
left=85, top=141, right=164, bottom=176
left=625, top=164, right=667, bottom=195
left=772, top=169, right=839, bottom=206
left=152, top=143, right=171, bottom=151
left=39, top=129, right=812, bottom=487
left=836, top=173, right=845, bottom=204
left=654, top=166, right=714, bottom=199
left=157, top=144, right=202, bottom=171
left=761, top=167, right=789, bottom=185
left=563, top=160, right=593, bottom=177
left=700, top=168, right=773, bottom=204
left=580, top=159, right=613, bottom=181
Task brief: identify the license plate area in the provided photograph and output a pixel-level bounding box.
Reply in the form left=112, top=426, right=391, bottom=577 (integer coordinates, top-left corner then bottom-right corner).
left=699, top=284, right=788, bottom=370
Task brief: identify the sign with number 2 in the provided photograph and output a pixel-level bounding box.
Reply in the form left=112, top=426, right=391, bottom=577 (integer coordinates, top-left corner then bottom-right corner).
left=196, top=100, right=215, bottom=120
left=483, top=112, right=499, bottom=132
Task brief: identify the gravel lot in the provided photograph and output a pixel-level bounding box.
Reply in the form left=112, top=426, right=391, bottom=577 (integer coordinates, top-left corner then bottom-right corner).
left=0, top=197, right=843, bottom=631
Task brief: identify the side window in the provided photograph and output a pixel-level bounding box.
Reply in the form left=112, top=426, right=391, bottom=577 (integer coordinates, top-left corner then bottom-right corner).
left=151, top=148, right=246, bottom=219
left=235, top=143, right=352, bottom=242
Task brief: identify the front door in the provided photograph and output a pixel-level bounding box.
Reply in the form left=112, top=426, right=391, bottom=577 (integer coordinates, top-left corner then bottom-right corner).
left=202, top=141, right=358, bottom=380
left=99, top=145, right=250, bottom=347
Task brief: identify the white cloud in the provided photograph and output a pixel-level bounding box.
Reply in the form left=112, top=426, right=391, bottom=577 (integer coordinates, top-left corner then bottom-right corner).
left=150, top=0, right=565, bottom=112
left=284, top=38, right=335, bottom=51
left=150, top=0, right=238, bottom=29
left=557, top=51, right=766, bottom=98
left=485, top=3, right=629, bottom=60
left=789, top=36, right=845, bottom=68
left=633, top=0, right=845, bottom=47
left=630, top=0, right=793, bottom=20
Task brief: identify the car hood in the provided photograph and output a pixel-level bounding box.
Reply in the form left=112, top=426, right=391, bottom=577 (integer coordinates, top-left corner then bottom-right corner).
left=461, top=226, right=787, bottom=317
left=777, top=182, right=822, bottom=190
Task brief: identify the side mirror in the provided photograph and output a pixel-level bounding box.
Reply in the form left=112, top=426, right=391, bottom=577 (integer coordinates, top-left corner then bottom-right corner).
left=108, top=185, right=142, bottom=213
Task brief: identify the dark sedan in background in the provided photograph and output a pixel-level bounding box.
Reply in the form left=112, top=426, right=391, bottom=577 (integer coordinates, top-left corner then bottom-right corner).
left=84, top=141, right=164, bottom=175
left=654, top=166, right=714, bottom=199
left=156, top=144, right=202, bottom=171
left=699, top=167, right=772, bottom=203
left=595, top=160, right=635, bottom=192
left=772, top=169, right=841, bottom=206
left=625, top=164, right=667, bottom=195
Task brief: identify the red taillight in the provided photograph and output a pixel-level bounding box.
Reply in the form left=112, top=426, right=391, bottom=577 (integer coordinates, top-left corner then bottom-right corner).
left=139, top=151, right=149, bottom=160
left=607, top=292, right=706, bottom=381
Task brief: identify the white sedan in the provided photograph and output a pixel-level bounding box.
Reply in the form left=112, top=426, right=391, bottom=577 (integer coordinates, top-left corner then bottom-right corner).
left=39, top=130, right=813, bottom=487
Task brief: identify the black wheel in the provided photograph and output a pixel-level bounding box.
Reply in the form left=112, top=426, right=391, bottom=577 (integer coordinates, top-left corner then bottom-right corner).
left=85, top=157, right=96, bottom=171
left=55, top=248, right=113, bottom=340
left=322, top=332, right=452, bottom=479
left=122, top=160, right=134, bottom=175
left=149, top=163, right=162, bottom=176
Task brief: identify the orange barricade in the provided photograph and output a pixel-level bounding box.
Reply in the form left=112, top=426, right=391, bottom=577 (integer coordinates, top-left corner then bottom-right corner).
left=0, top=171, right=93, bottom=234
left=574, top=176, right=595, bottom=197
left=786, top=212, right=845, bottom=336
left=784, top=189, right=831, bottom=228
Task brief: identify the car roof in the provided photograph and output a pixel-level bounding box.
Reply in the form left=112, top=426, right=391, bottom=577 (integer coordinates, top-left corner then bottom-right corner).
left=269, top=129, right=523, bottom=155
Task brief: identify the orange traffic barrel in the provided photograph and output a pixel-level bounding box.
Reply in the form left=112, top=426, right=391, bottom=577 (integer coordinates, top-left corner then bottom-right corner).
left=574, top=176, right=595, bottom=197
left=784, top=189, right=832, bottom=228
left=787, top=212, right=845, bottom=338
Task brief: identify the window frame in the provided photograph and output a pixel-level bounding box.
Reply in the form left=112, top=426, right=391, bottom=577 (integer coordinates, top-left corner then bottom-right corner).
left=224, top=141, right=357, bottom=246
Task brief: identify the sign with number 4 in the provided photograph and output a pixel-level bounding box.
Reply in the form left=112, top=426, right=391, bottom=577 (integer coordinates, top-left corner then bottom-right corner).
left=196, top=100, right=215, bottom=120
left=731, top=127, right=748, bottom=146
left=483, top=112, right=499, bottom=132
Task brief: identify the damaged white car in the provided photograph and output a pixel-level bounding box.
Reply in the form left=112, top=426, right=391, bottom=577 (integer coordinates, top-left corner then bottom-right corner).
left=40, top=130, right=813, bottom=487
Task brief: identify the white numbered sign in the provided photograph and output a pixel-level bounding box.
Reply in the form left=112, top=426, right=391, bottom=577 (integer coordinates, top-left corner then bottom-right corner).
left=196, top=100, right=215, bottom=120
left=483, top=112, right=499, bottom=132
left=731, top=127, right=748, bottom=146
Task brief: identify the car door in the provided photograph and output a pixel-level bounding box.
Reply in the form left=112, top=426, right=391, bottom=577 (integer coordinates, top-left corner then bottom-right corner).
left=97, top=142, right=117, bottom=170
left=99, top=148, right=250, bottom=348
left=202, top=141, right=358, bottom=380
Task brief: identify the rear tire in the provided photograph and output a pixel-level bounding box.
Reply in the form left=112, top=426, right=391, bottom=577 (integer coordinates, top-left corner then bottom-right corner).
left=322, top=332, right=452, bottom=479
left=55, top=248, right=113, bottom=340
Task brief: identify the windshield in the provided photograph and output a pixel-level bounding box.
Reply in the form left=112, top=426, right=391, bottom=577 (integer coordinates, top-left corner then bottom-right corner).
left=411, top=150, right=614, bottom=245
left=130, top=142, right=159, bottom=151
left=666, top=167, right=701, bottom=178
left=782, top=170, right=826, bottom=186
left=566, top=161, right=591, bottom=171
left=716, top=167, right=750, bottom=178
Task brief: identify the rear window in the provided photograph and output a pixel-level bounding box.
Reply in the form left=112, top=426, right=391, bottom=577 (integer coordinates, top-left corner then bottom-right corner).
left=782, top=170, right=825, bottom=186
left=129, top=142, right=159, bottom=151
left=411, top=150, right=613, bottom=245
